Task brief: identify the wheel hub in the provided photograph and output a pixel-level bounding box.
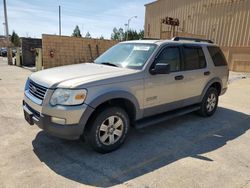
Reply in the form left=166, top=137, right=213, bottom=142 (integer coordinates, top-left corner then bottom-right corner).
left=207, top=93, right=217, bottom=112
left=99, top=116, right=124, bottom=145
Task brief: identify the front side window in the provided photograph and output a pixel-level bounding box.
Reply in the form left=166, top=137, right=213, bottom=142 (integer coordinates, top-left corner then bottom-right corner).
left=95, top=43, right=156, bottom=70
left=155, top=47, right=181, bottom=72
left=183, top=46, right=207, bottom=70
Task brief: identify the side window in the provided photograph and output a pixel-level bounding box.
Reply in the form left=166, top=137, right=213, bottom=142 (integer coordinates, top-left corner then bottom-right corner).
left=156, top=47, right=181, bottom=72
left=183, top=46, right=207, bottom=71
left=207, top=46, right=227, bottom=66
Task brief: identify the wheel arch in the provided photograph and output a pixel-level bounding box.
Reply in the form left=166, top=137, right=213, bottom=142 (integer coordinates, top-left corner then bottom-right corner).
left=80, top=91, right=142, bottom=133
left=200, top=78, right=223, bottom=102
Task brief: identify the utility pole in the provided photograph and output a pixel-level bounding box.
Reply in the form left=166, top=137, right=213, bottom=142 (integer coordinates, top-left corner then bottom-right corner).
left=3, top=0, right=12, bottom=65
left=126, top=16, right=137, bottom=41
left=59, top=5, right=61, bottom=36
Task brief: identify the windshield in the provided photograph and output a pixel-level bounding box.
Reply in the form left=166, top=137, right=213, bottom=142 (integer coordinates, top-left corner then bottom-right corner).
left=95, top=43, right=157, bottom=70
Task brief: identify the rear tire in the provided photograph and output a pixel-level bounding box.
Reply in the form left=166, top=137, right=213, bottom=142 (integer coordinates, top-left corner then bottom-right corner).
left=85, top=107, right=130, bottom=153
left=197, top=87, right=219, bottom=117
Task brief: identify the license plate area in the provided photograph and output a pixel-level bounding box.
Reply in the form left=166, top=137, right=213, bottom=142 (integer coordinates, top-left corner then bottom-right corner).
left=24, top=108, right=34, bottom=125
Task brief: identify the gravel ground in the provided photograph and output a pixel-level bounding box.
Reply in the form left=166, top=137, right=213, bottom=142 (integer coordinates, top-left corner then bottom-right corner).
left=0, top=58, right=250, bottom=188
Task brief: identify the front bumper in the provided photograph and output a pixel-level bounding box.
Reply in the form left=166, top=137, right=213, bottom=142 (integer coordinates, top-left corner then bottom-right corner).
left=23, top=100, right=94, bottom=140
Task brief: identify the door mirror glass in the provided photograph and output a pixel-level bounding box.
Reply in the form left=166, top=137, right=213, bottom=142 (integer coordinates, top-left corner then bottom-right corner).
left=150, top=63, right=170, bottom=75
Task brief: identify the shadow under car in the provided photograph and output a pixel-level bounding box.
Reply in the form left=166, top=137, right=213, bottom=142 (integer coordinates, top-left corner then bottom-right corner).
left=32, top=107, right=250, bottom=187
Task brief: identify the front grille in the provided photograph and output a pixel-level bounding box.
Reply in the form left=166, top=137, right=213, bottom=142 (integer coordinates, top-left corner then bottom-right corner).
left=28, top=80, right=48, bottom=101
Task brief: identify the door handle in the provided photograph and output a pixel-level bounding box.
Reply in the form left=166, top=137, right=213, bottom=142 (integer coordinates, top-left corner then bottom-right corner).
left=175, top=75, right=184, bottom=80
left=204, top=71, right=211, bottom=76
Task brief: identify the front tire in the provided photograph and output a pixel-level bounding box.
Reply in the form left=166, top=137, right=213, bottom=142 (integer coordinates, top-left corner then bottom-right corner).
left=85, top=107, right=130, bottom=153
left=197, top=87, right=219, bottom=117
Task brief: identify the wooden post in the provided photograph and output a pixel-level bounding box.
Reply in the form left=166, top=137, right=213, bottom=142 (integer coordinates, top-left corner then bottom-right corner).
left=88, top=44, right=93, bottom=62
left=35, top=48, right=42, bottom=71
left=96, top=44, right=100, bottom=57
left=160, top=20, right=163, bottom=39
left=16, top=48, right=21, bottom=66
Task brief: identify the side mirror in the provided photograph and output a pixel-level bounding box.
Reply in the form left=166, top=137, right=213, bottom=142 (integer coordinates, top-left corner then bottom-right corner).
left=150, top=63, right=170, bottom=75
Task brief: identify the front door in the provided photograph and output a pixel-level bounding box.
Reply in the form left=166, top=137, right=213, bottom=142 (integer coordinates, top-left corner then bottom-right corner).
left=144, top=45, right=186, bottom=116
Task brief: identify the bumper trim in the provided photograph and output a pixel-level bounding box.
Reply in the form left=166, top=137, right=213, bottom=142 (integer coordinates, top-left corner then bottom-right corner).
left=23, top=101, right=95, bottom=140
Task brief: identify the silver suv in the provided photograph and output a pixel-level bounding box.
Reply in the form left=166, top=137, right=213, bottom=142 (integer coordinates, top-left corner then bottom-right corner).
left=23, top=37, right=229, bottom=153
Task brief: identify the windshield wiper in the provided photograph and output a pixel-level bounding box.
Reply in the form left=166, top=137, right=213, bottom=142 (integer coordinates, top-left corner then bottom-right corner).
left=99, top=62, right=119, bottom=67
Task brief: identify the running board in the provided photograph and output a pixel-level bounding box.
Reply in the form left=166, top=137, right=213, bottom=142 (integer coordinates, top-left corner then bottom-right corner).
left=135, top=105, right=200, bottom=129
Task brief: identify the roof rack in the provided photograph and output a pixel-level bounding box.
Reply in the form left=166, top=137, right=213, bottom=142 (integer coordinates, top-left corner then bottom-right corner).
left=142, top=37, right=161, bottom=40
left=172, top=37, right=214, bottom=44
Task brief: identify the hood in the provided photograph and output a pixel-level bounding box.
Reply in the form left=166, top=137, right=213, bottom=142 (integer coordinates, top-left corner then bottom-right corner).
left=30, top=63, right=138, bottom=88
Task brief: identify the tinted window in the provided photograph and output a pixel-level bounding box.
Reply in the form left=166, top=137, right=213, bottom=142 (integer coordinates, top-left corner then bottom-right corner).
left=156, top=47, right=181, bottom=72
left=183, top=46, right=206, bottom=70
left=207, top=46, right=227, bottom=66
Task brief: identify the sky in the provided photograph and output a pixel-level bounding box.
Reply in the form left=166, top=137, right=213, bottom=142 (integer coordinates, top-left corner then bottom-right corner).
left=0, top=0, right=153, bottom=39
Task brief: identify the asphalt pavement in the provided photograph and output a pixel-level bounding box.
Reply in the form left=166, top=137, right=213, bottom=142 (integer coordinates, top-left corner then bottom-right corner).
left=0, top=58, right=249, bottom=188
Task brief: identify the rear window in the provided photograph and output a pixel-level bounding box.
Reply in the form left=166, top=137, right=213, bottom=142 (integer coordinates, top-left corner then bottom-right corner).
left=183, top=46, right=206, bottom=70
left=207, top=46, right=227, bottom=66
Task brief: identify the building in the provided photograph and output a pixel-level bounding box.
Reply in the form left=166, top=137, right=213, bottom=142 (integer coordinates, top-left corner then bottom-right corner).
left=0, top=36, right=10, bottom=48
left=144, top=0, right=250, bottom=72
left=20, top=38, right=42, bottom=66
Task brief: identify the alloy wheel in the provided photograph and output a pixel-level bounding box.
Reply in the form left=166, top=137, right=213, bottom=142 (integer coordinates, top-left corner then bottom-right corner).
left=206, top=93, right=217, bottom=112
left=98, top=116, right=124, bottom=145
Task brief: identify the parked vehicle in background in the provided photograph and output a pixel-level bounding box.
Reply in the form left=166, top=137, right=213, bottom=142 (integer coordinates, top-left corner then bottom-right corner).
left=23, top=37, right=229, bottom=153
left=0, top=48, right=7, bottom=57
left=12, top=48, right=17, bottom=57
left=0, top=47, right=17, bottom=57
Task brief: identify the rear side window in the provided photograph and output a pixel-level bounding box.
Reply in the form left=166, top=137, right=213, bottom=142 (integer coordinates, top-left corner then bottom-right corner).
left=183, top=46, right=206, bottom=70
left=207, top=46, right=227, bottom=66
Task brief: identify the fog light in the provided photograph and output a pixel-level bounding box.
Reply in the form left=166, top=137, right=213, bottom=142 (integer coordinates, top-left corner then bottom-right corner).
left=51, top=117, right=66, bottom=125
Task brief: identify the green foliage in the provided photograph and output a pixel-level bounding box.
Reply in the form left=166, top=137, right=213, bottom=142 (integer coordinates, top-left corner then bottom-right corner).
left=111, top=27, right=144, bottom=41
left=125, top=29, right=144, bottom=41
left=85, top=32, right=91, bottom=38
left=99, top=35, right=104, bottom=40
left=72, top=25, right=82, bottom=37
left=111, top=27, right=125, bottom=41
left=10, top=31, right=20, bottom=47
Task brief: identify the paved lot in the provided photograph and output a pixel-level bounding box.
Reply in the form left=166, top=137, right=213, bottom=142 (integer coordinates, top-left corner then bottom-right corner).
left=0, top=58, right=250, bottom=188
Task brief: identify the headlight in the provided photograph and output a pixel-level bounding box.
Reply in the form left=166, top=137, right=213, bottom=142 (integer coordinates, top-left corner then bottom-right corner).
left=24, top=78, right=30, bottom=91
left=50, top=89, right=87, bottom=106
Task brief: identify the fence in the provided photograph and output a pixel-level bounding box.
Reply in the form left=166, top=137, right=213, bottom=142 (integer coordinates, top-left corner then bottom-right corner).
left=42, top=35, right=118, bottom=69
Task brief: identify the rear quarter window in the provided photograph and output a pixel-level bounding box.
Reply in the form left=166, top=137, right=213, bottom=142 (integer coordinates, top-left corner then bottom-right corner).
left=207, top=46, right=228, bottom=66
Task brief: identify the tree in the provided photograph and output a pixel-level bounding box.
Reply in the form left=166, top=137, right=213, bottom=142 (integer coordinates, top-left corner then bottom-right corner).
left=10, top=31, right=20, bottom=47
left=72, top=25, right=82, bottom=37
left=138, top=30, right=144, bottom=39
left=85, top=32, right=91, bottom=38
left=111, top=27, right=125, bottom=41
left=111, top=27, right=144, bottom=41
left=99, top=35, right=104, bottom=40
left=124, top=29, right=144, bottom=41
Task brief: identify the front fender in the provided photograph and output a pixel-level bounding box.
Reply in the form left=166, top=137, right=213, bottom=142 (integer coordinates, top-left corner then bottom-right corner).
left=87, top=90, right=143, bottom=120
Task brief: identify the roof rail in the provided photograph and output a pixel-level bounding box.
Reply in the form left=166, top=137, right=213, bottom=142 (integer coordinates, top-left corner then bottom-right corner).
left=142, top=37, right=161, bottom=40
left=172, top=37, right=214, bottom=44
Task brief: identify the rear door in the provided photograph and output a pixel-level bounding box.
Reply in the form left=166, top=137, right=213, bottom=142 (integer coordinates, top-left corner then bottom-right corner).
left=180, top=44, right=211, bottom=100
